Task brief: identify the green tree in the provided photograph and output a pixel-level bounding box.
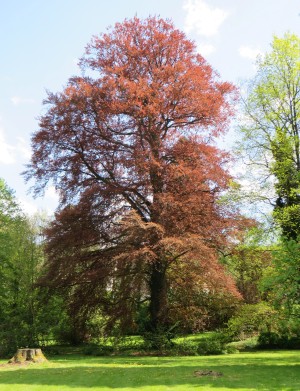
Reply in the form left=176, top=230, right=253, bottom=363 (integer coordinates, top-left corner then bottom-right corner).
left=239, top=33, right=300, bottom=238
left=263, top=239, right=300, bottom=318
left=0, top=179, right=68, bottom=356
left=238, top=35, right=300, bottom=346
left=258, top=239, right=300, bottom=348
left=222, top=227, right=273, bottom=304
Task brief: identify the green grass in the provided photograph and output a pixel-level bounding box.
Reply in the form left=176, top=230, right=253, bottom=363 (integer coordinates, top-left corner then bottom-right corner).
left=226, top=336, right=258, bottom=351
left=0, top=350, right=299, bottom=390
left=42, top=331, right=223, bottom=355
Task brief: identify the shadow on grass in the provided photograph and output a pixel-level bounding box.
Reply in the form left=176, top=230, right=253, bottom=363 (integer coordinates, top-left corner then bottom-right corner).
left=0, top=354, right=299, bottom=390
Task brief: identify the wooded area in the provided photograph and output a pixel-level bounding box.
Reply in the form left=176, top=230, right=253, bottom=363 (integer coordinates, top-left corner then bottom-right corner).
left=0, top=17, right=299, bottom=356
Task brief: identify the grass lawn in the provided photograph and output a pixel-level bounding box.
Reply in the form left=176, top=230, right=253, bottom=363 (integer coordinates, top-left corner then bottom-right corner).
left=0, top=350, right=299, bottom=390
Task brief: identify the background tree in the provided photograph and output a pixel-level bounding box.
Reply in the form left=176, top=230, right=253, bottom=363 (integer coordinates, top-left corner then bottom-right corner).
left=26, top=16, right=243, bottom=338
left=0, top=179, right=69, bottom=355
left=262, top=239, right=300, bottom=318
left=222, top=227, right=272, bottom=304
left=239, top=33, right=300, bottom=238
left=256, top=238, right=300, bottom=348
left=237, top=33, right=300, bottom=348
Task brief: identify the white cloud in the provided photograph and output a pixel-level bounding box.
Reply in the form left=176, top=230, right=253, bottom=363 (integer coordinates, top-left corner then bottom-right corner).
left=45, top=186, right=59, bottom=201
left=18, top=190, right=58, bottom=217
left=197, top=43, right=216, bottom=56
left=0, top=129, right=32, bottom=164
left=11, top=96, right=35, bottom=105
left=0, top=128, right=15, bottom=164
left=18, top=198, right=38, bottom=216
left=16, top=137, right=32, bottom=159
left=183, top=0, right=229, bottom=37
left=239, top=46, right=262, bottom=61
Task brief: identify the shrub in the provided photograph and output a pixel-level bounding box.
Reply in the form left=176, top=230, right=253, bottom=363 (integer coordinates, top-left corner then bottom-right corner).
left=197, top=334, right=227, bottom=355
left=172, top=340, right=199, bottom=356
left=258, top=318, right=300, bottom=349
left=226, top=336, right=258, bottom=352
left=225, top=302, right=276, bottom=341
left=82, top=344, right=114, bottom=356
left=142, top=331, right=174, bottom=351
left=258, top=331, right=300, bottom=349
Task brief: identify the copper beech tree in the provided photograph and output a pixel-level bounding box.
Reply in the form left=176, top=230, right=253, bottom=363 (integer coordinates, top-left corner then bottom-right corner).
left=26, top=17, right=243, bottom=336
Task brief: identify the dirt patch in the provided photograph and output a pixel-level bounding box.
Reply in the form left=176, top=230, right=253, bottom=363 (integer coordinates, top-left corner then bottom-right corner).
left=194, top=369, right=223, bottom=377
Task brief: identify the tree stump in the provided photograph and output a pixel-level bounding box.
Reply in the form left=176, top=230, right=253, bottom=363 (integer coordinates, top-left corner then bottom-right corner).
left=9, top=348, right=47, bottom=364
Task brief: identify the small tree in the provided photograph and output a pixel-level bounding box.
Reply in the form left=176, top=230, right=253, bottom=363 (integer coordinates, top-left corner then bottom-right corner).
left=262, top=239, right=300, bottom=318
left=222, top=227, right=273, bottom=304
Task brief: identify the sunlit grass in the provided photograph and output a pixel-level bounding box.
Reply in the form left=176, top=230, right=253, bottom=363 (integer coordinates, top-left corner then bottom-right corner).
left=0, top=350, right=299, bottom=390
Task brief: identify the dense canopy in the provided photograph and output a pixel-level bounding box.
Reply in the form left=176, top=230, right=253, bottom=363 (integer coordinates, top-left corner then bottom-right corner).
left=26, top=17, right=242, bottom=335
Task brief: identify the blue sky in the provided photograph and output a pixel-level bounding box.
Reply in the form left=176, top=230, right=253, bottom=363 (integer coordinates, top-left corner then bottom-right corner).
left=1, top=0, right=299, bottom=215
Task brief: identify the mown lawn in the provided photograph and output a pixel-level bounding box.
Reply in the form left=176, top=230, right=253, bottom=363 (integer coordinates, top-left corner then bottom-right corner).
left=0, top=350, right=299, bottom=390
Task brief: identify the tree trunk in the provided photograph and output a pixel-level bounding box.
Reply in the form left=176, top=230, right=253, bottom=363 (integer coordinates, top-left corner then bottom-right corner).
left=9, top=348, right=47, bottom=364
left=149, top=262, right=168, bottom=331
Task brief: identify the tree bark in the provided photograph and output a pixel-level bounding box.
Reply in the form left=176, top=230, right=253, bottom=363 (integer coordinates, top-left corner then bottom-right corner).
left=9, top=348, right=47, bottom=364
left=149, top=262, right=168, bottom=331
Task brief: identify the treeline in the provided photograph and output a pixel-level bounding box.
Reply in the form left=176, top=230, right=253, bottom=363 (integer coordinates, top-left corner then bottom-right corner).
left=0, top=179, right=72, bottom=356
